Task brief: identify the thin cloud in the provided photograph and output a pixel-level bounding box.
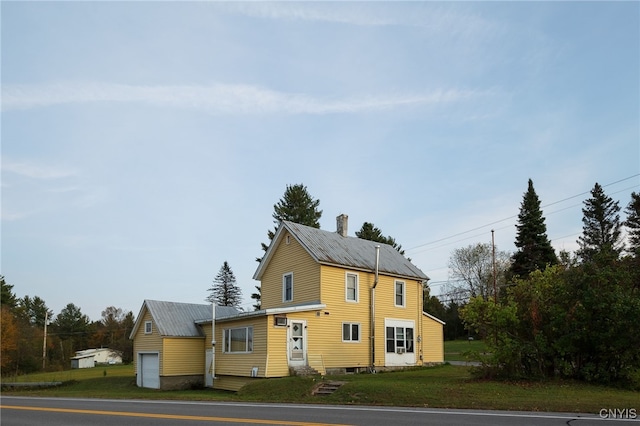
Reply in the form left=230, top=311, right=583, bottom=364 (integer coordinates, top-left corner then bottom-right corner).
left=2, top=159, right=77, bottom=179
left=2, top=82, right=492, bottom=115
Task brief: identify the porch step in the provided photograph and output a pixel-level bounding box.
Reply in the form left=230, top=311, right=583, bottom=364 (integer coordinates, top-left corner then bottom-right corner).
left=312, top=381, right=345, bottom=396
left=291, top=365, right=320, bottom=376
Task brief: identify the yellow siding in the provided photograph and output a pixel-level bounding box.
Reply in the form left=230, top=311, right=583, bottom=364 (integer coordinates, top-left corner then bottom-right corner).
left=132, top=307, right=163, bottom=374
left=214, top=317, right=269, bottom=377
left=163, top=338, right=205, bottom=376
left=309, top=266, right=372, bottom=369
left=372, top=275, right=424, bottom=367
left=421, top=315, right=444, bottom=363
left=214, top=375, right=259, bottom=392
left=260, top=231, right=321, bottom=309
left=264, top=320, right=289, bottom=376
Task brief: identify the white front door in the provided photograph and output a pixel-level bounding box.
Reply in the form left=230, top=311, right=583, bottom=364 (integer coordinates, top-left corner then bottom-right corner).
left=288, top=320, right=306, bottom=366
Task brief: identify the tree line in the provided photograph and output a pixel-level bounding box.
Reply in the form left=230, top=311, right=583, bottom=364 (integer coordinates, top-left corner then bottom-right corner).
left=1, top=280, right=134, bottom=376
left=458, top=181, right=639, bottom=387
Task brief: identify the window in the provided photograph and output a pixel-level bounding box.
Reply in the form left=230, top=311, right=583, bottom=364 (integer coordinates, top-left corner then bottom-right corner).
left=395, top=280, right=405, bottom=307
left=223, top=326, right=253, bottom=353
left=283, top=273, right=293, bottom=302
left=345, top=273, right=358, bottom=302
left=386, top=326, right=414, bottom=353
left=342, top=322, right=360, bottom=342
left=144, top=321, right=152, bottom=334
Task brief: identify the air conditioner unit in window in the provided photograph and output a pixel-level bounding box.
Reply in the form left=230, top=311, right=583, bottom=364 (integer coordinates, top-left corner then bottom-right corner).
left=275, top=316, right=287, bottom=327
left=396, top=347, right=406, bottom=354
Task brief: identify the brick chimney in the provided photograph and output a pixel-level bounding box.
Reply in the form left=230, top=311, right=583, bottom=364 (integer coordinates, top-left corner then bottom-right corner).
left=336, top=214, right=348, bottom=237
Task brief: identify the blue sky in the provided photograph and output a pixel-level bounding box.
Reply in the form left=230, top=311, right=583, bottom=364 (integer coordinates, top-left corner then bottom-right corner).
left=2, top=1, right=639, bottom=322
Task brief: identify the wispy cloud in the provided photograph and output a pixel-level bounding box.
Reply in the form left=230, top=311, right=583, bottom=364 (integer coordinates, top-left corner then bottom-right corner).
left=216, top=2, right=500, bottom=38
left=2, top=82, right=492, bottom=114
left=2, top=158, right=77, bottom=179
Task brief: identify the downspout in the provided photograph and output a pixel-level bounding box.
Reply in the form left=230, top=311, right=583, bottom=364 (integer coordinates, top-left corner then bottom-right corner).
left=211, top=303, right=216, bottom=384
left=371, top=245, right=380, bottom=372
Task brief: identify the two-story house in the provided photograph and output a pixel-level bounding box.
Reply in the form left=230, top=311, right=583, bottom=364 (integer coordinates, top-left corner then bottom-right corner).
left=131, top=215, right=444, bottom=391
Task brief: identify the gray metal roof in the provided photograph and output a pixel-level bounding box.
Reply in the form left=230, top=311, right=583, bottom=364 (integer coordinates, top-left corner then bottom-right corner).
left=143, top=300, right=239, bottom=337
left=254, top=221, right=428, bottom=281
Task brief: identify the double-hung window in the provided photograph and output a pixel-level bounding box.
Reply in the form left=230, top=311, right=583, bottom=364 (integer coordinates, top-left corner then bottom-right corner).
left=223, top=326, right=253, bottom=353
left=283, top=272, right=293, bottom=302
left=395, top=280, right=405, bottom=307
left=345, top=273, right=358, bottom=302
left=144, top=321, right=152, bottom=334
left=342, top=322, right=360, bottom=342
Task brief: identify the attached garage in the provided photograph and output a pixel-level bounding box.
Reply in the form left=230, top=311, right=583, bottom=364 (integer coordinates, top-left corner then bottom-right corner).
left=137, top=353, right=159, bottom=389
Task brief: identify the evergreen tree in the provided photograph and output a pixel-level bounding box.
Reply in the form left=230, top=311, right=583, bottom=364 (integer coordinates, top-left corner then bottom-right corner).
left=1, top=275, right=17, bottom=308
left=250, top=285, right=262, bottom=311
left=259, top=183, right=322, bottom=254
left=625, top=191, right=640, bottom=257
left=255, top=183, right=322, bottom=307
left=510, top=179, right=557, bottom=277
left=356, top=222, right=406, bottom=256
left=577, top=183, right=623, bottom=263
left=207, top=261, right=242, bottom=308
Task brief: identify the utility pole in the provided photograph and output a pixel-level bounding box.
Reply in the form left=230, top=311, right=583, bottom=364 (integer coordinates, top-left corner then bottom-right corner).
left=42, top=311, right=48, bottom=369
left=491, top=229, right=497, bottom=303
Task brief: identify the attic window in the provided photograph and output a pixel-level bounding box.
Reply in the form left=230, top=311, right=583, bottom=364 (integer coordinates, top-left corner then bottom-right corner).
left=144, top=321, right=152, bottom=334
left=286, top=235, right=291, bottom=245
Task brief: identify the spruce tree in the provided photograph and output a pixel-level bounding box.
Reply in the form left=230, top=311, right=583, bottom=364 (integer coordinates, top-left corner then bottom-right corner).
left=577, top=182, right=623, bottom=263
left=624, top=191, right=640, bottom=257
left=510, top=179, right=557, bottom=277
left=207, top=261, right=242, bottom=308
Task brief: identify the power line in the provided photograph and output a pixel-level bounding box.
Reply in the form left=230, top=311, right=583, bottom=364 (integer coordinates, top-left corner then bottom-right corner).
left=406, top=174, right=639, bottom=253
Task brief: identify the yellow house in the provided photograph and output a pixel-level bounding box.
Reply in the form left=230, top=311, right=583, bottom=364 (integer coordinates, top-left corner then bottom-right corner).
left=131, top=215, right=444, bottom=391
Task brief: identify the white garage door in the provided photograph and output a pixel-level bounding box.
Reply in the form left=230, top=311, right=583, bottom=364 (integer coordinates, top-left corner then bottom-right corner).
left=138, top=353, right=159, bottom=389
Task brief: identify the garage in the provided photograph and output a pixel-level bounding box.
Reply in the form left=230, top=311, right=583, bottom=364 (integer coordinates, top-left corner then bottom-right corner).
left=138, top=353, right=159, bottom=389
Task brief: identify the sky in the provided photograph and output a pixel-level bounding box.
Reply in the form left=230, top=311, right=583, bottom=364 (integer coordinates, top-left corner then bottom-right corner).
left=2, top=1, right=639, bottom=323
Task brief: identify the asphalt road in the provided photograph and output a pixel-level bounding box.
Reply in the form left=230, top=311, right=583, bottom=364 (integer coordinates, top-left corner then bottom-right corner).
left=1, top=396, right=637, bottom=426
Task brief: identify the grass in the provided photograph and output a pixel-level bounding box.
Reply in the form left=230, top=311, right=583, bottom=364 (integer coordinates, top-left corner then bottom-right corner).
left=2, top=364, right=638, bottom=413
left=444, top=339, right=488, bottom=362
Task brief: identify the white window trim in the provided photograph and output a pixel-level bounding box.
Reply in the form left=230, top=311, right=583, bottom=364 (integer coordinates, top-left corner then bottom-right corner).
left=283, top=272, right=294, bottom=302
left=223, top=326, right=254, bottom=353
left=395, top=280, right=406, bottom=307
left=144, top=321, right=152, bottom=334
left=345, top=272, right=359, bottom=303
left=342, top=322, right=361, bottom=343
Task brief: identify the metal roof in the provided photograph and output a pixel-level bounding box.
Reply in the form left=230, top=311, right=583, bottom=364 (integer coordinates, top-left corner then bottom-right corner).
left=142, top=300, right=239, bottom=337
left=254, top=221, right=428, bottom=281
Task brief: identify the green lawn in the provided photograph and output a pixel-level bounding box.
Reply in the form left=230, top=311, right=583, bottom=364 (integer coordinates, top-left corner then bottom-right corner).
left=444, top=339, right=488, bottom=362
left=2, top=364, right=637, bottom=413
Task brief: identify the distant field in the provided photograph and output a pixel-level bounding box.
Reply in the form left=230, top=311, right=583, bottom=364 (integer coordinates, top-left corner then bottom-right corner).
left=1, top=364, right=134, bottom=383
left=444, top=339, right=488, bottom=362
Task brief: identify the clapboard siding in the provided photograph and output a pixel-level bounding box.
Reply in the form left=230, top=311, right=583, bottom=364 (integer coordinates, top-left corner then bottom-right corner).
left=163, top=338, right=205, bottom=376
left=215, top=317, right=268, bottom=377
left=132, top=307, right=164, bottom=374
left=260, top=231, right=320, bottom=309
left=422, top=315, right=444, bottom=362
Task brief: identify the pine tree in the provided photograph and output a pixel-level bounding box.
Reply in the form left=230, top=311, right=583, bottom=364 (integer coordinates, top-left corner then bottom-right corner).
left=207, top=261, right=242, bottom=307
left=356, top=222, right=406, bottom=256
left=625, top=191, right=640, bottom=257
left=510, top=179, right=557, bottom=277
left=577, top=182, right=623, bottom=263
